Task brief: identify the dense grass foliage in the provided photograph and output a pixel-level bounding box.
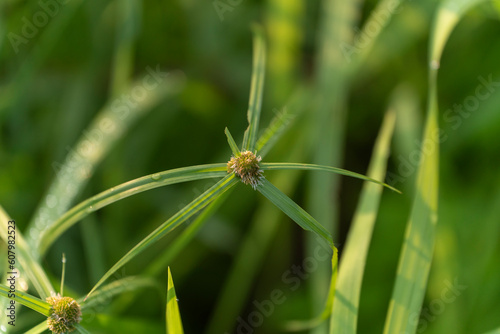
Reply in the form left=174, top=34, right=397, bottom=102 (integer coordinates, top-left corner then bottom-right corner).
left=1, top=0, right=500, bottom=333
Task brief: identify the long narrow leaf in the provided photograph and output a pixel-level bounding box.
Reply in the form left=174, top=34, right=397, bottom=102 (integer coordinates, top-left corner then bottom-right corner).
left=261, top=163, right=400, bottom=193
left=383, top=1, right=486, bottom=332
left=146, top=188, right=234, bottom=277
left=28, top=70, right=185, bottom=250
left=330, top=109, right=396, bottom=333
left=257, top=178, right=338, bottom=328
left=258, top=179, right=333, bottom=247
left=85, top=174, right=238, bottom=299
left=0, top=206, right=54, bottom=299
left=0, top=284, right=51, bottom=316
left=166, top=267, right=184, bottom=334
left=242, top=25, right=267, bottom=152
left=38, top=164, right=227, bottom=255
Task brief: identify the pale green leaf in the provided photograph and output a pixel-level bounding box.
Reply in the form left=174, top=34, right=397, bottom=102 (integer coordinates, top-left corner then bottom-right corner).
left=0, top=206, right=54, bottom=299
left=85, top=174, right=238, bottom=299
left=38, top=164, right=227, bottom=255
left=0, top=284, right=51, bottom=316
left=330, top=109, right=396, bottom=334
left=383, top=1, right=487, bottom=333
left=242, top=24, right=267, bottom=152
left=166, top=267, right=184, bottom=334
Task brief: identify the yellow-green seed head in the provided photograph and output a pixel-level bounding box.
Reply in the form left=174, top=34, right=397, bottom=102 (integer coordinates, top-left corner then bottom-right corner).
left=227, top=150, right=263, bottom=189
left=46, top=294, right=82, bottom=333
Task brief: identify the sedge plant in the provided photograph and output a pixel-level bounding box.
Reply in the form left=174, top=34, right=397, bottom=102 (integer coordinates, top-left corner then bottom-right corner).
left=0, top=25, right=400, bottom=333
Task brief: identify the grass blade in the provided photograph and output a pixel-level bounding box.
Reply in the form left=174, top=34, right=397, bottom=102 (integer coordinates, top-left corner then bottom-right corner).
left=0, top=284, right=51, bottom=316
left=85, top=174, right=238, bottom=299
left=257, top=178, right=338, bottom=328
left=24, top=321, right=49, bottom=334
left=258, top=178, right=333, bottom=247
left=330, top=109, right=396, bottom=333
left=261, top=163, right=400, bottom=193
left=0, top=205, right=54, bottom=299
left=383, top=1, right=489, bottom=333
left=242, top=24, right=267, bottom=152
left=38, top=164, right=227, bottom=255
left=145, top=188, right=234, bottom=277
left=225, top=127, right=241, bottom=156
left=166, top=267, right=184, bottom=334
left=27, top=70, right=185, bottom=249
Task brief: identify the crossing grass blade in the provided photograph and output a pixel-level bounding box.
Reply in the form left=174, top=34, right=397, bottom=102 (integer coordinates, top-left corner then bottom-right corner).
left=383, top=1, right=485, bottom=333
left=0, top=205, right=54, bottom=299
left=38, top=164, right=227, bottom=255
left=330, top=109, right=396, bottom=334
left=242, top=24, right=267, bottom=152
left=0, top=284, right=51, bottom=316
left=145, top=188, right=234, bottom=277
left=27, top=70, right=185, bottom=249
left=261, top=163, right=400, bottom=193
left=85, top=174, right=238, bottom=300
left=166, top=267, right=184, bottom=334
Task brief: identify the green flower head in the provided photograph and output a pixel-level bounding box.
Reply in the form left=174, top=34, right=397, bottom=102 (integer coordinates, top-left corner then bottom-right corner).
left=227, top=150, right=263, bottom=189
left=46, top=294, right=82, bottom=334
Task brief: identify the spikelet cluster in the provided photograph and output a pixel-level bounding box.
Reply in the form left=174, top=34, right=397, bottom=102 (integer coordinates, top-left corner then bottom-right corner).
left=227, top=150, right=263, bottom=189
left=46, top=294, right=82, bottom=333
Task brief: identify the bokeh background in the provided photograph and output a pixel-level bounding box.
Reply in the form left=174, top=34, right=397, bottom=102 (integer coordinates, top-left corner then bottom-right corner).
left=1, top=0, right=500, bottom=333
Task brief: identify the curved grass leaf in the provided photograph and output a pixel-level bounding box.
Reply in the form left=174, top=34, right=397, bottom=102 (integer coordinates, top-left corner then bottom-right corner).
left=261, top=163, right=400, bottom=193
left=85, top=174, right=238, bottom=299
left=0, top=284, right=51, bottom=316
left=38, top=164, right=227, bottom=255
left=330, top=109, right=396, bottom=334
left=242, top=24, right=267, bottom=152
left=383, top=1, right=486, bottom=333
left=28, top=70, right=185, bottom=250
left=166, top=267, right=184, bottom=334
left=0, top=205, right=54, bottom=299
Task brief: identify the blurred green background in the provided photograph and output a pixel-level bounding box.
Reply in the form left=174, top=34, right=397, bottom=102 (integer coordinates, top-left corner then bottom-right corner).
left=1, top=0, right=500, bottom=333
